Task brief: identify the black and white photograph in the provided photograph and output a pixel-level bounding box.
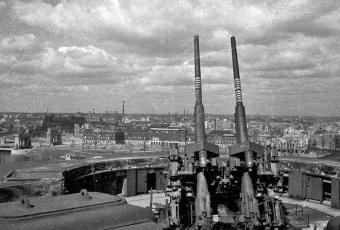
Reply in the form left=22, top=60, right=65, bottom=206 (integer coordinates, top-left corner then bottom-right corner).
left=0, top=0, right=340, bottom=229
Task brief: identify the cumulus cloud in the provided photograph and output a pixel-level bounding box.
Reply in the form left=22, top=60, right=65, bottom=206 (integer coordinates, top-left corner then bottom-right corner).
left=0, top=0, right=339, bottom=114
left=58, top=45, right=118, bottom=71
left=0, top=34, right=36, bottom=50
left=0, top=1, right=6, bottom=9
left=0, top=44, right=125, bottom=86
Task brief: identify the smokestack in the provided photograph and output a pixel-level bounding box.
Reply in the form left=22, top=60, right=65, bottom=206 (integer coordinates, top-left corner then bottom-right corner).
left=92, top=108, right=94, bottom=114
left=231, top=36, right=253, bottom=169
left=122, top=100, right=125, bottom=117
left=194, top=35, right=205, bottom=144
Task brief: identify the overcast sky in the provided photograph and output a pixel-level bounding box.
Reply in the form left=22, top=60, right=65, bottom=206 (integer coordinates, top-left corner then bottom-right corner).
left=0, top=0, right=340, bottom=115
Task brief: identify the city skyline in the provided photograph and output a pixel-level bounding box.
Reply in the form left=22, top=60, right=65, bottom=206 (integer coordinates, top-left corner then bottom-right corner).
left=0, top=1, right=340, bottom=116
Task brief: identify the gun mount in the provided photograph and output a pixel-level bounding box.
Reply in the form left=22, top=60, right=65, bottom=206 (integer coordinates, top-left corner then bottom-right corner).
left=228, top=36, right=284, bottom=229
left=163, top=35, right=220, bottom=230
left=156, top=35, right=287, bottom=230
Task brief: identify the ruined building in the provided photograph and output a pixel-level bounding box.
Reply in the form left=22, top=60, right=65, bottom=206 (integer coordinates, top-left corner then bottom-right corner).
left=14, top=129, right=31, bottom=149
left=47, top=128, right=62, bottom=145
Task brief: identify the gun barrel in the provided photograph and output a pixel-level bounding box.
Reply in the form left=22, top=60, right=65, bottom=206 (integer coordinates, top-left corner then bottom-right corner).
left=194, top=35, right=202, bottom=104
left=193, top=35, right=210, bottom=225
left=231, top=36, right=248, bottom=142
left=194, top=35, right=205, bottom=145
left=231, top=36, right=243, bottom=103
left=231, top=36, right=253, bottom=169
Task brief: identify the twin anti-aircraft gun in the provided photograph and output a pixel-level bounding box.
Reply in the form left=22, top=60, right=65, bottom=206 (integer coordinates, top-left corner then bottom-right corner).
left=156, top=36, right=285, bottom=230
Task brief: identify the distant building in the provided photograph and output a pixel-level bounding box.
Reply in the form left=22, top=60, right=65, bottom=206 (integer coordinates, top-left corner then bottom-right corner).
left=207, top=130, right=237, bottom=153
left=100, top=128, right=125, bottom=145
left=0, top=129, right=31, bottom=149
left=259, top=123, right=271, bottom=133
left=82, top=128, right=125, bottom=145
left=169, top=121, right=193, bottom=129
left=334, top=134, right=340, bottom=150
left=87, top=112, right=122, bottom=128
left=255, top=133, right=272, bottom=146
left=47, top=128, right=62, bottom=145
left=206, top=119, right=233, bottom=131
left=14, top=129, right=31, bottom=149
left=150, top=127, right=187, bottom=146
left=124, top=128, right=150, bottom=145
left=309, top=130, right=337, bottom=150
left=43, top=114, right=85, bottom=133
left=74, top=124, right=80, bottom=137
left=274, top=127, right=309, bottom=155
left=20, top=116, right=43, bottom=129
left=274, top=137, right=308, bottom=155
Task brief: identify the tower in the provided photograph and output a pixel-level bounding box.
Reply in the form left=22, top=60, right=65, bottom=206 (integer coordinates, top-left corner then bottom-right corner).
left=122, top=100, right=125, bottom=117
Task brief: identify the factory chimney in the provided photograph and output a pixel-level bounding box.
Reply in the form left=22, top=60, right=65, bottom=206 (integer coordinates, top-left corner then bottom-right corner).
left=122, top=100, right=125, bottom=117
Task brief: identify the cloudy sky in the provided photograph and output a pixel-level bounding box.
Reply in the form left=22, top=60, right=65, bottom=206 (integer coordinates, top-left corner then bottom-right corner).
left=0, top=0, right=340, bottom=115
